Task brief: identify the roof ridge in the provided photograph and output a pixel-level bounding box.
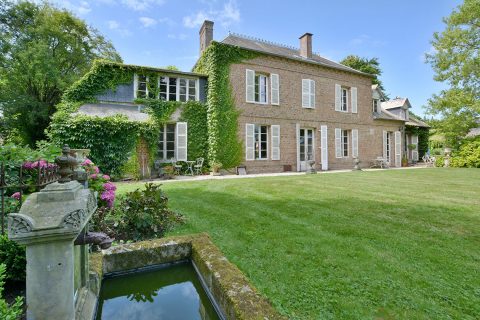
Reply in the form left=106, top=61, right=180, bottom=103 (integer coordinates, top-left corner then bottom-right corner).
left=228, top=31, right=298, bottom=51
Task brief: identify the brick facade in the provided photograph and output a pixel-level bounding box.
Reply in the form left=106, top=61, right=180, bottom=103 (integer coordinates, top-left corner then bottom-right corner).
left=229, top=55, right=404, bottom=173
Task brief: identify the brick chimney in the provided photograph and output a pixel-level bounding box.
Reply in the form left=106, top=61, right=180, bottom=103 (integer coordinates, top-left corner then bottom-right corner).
left=199, top=20, right=214, bottom=55
left=299, top=33, right=313, bottom=59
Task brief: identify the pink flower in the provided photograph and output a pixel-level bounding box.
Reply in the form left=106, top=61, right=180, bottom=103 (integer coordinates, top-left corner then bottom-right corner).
left=100, top=190, right=115, bottom=208
left=90, top=174, right=98, bottom=179
left=103, top=182, right=116, bottom=192
left=22, top=161, right=33, bottom=170
left=94, top=166, right=100, bottom=174
left=102, top=174, right=110, bottom=181
left=82, top=159, right=93, bottom=166
left=11, top=192, right=21, bottom=200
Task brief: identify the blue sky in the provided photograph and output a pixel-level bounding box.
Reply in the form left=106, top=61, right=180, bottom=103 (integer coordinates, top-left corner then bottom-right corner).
left=51, top=0, right=462, bottom=116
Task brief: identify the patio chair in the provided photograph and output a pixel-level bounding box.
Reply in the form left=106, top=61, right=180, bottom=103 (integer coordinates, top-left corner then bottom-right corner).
left=194, top=157, right=204, bottom=175
left=171, top=158, right=182, bottom=175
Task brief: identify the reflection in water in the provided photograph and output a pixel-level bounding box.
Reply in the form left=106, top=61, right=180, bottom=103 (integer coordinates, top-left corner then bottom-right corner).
left=96, top=262, right=220, bottom=320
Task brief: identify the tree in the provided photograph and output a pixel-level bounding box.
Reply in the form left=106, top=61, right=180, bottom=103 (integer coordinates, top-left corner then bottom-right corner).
left=0, top=1, right=122, bottom=146
left=340, top=55, right=386, bottom=92
left=425, top=0, right=479, bottom=147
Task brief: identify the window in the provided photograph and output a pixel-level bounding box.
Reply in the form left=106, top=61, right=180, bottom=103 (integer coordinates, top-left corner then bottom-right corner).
left=373, top=99, right=379, bottom=113
left=302, top=79, right=315, bottom=108
left=136, top=75, right=148, bottom=98
left=254, top=125, right=268, bottom=159
left=135, top=73, right=198, bottom=102
left=342, top=130, right=349, bottom=157
left=341, top=88, right=348, bottom=112
left=158, top=124, right=176, bottom=160
left=255, top=74, right=268, bottom=103
left=386, top=132, right=392, bottom=160
left=246, top=70, right=278, bottom=104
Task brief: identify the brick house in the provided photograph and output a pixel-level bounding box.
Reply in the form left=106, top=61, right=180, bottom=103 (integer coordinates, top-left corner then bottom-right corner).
left=198, top=21, right=412, bottom=172
left=67, top=20, right=429, bottom=174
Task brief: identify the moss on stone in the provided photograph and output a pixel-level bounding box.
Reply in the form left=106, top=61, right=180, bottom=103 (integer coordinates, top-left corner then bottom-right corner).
left=91, top=233, right=286, bottom=320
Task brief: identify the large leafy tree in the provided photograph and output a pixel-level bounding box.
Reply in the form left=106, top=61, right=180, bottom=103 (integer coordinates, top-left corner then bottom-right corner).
left=426, top=0, right=479, bottom=146
left=340, top=55, right=386, bottom=92
left=0, top=1, right=121, bottom=146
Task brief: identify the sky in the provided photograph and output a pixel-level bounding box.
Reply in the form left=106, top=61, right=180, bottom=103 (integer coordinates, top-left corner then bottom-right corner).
left=49, top=0, right=462, bottom=116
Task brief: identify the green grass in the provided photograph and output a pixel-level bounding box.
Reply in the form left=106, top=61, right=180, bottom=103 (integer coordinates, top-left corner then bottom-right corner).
left=115, top=169, right=480, bottom=319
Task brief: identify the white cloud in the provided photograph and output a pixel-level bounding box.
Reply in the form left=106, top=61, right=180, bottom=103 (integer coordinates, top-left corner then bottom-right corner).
left=121, top=0, right=166, bottom=11
left=168, top=33, right=188, bottom=40
left=107, top=20, right=120, bottom=30
left=139, top=17, right=157, bottom=28
left=183, top=0, right=240, bottom=28
left=349, top=34, right=387, bottom=47
left=52, top=0, right=91, bottom=15
left=106, top=20, right=132, bottom=37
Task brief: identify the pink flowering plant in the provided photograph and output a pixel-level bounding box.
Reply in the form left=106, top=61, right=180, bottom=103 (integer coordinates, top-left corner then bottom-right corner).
left=21, top=160, right=57, bottom=193
left=81, top=159, right=116, bottom=209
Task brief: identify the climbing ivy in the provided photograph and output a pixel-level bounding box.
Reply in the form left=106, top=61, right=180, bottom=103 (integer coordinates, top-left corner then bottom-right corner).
left=194, top=42, right=258, bottom=168
left=405, top=125, right=430, bottom=158
left=49, top=60, right=209, bottom=176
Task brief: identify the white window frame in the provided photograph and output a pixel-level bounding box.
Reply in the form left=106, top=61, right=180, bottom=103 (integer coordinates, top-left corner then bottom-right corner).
left=386, top=132, right=392, bottom=161
left=254, top=73, right=269, bottom=104
left=134, top=73, right=198, bottom=102
left=158, top=123, right=176, bottom=160
left=373, top=99, right=379, bottom=113
left=342, top=129, right=349, bottom=157
left=340, top=87, right=349, bottom=112
left=254, top=124, right=269, bottom=160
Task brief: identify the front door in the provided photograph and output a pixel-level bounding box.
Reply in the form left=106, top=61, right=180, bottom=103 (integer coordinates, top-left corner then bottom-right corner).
left=299, top=128, right=314, bottom=171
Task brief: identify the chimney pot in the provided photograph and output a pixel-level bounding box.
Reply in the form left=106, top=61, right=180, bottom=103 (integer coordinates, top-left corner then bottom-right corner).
left=199, top=20, right=214, bottom=55
left=299, top=33, right=313, bottom=59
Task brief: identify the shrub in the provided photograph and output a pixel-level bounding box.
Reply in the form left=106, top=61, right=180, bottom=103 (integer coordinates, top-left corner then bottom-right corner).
left=0, top=235, right=26, bottom=282
left=435, top=156, right=445, bottom=167
left=0, top=264, right=23, bottom=320
left=450, top=138, right=480, bottom=168
left=112, top=183, right=184, bottom=241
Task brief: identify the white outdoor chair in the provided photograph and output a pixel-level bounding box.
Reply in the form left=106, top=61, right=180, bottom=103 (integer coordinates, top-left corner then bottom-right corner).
left=171, top=158, right=182, bottom=175
left=194, top=158, right=204, bottom=175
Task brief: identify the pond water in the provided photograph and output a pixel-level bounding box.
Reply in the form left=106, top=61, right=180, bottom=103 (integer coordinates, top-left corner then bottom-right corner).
left=95, top=261, right=221, bottom=320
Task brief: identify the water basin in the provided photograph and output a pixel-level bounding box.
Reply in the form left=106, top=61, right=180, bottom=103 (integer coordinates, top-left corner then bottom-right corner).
left=95, top=261, right=221, bottom=320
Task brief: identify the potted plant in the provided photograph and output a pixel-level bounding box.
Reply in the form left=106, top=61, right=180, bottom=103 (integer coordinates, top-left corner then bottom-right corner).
left=210, top=162, right=222, bottom=176
left=401, top=155, right=408, bottom=167
left=162, top=165, right=175, bottom=179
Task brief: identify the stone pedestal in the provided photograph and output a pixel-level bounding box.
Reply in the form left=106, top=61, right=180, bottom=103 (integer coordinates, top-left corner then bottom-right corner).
left=8, top=181, right=96, bottom=320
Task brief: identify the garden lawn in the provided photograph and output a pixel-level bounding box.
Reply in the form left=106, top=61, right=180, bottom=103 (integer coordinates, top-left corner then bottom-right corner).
left=115, top=168, right=480, bottom=320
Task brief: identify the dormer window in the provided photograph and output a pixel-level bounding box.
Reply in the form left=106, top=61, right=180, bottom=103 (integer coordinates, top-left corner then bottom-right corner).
left=373, top=99, right=379, bottom=113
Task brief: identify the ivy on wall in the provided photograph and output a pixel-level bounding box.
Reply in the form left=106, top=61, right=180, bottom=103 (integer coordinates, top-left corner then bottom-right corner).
left=49, top=60, right=209, bottom=176
left=405, top=125, right=430, bottom=158
left=193, top=42, right=258, bottom=168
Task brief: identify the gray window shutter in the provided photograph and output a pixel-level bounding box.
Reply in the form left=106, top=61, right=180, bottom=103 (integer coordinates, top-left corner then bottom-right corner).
left=133, top=73, right=138, bottom=99
left=310, top=80, right=315, bottom=108
left=302, top=79, right=310, bottom=108
left=176, top=122, right=188, bottom=161
left=335, top=128, right=342, bottom=158
left=246, top=69, right=255, bottom=103
left=395, top=131, right=401, bottom=167
left=271, top=125, right=280, bottom=160
left=271, top=74, right=279, bottom=105
left=335, top=84, right=341, bottom=111
left=245, top=123, right=255, bottom=160
left=352, top=129, right=359, bottom=158
left=321, top=125, right=328, bottom=170
left=383, top=131, right=387, bottom=160
left=351, top=87, right=357, bottom=113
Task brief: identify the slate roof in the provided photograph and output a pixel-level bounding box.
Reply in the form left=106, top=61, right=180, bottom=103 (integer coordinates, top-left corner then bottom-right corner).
left=381, top=98, right=410, bottom=110
left=221, top=33, right=372, bottom=77
left=74, top=103, right=149, bottom=122
left=406, top=116, right=430, bottom=128
left=373, top=108, right=405, bottom=122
